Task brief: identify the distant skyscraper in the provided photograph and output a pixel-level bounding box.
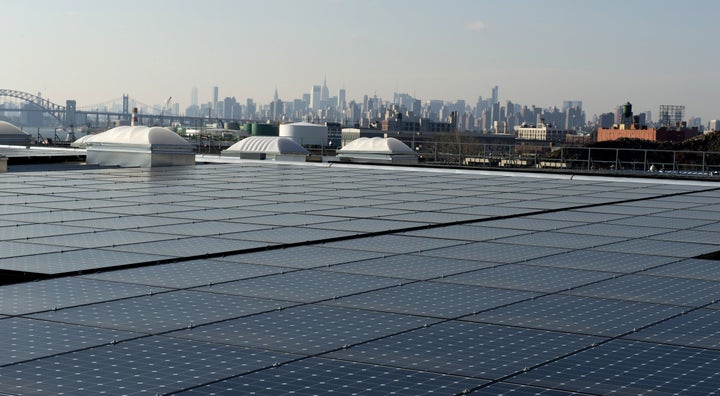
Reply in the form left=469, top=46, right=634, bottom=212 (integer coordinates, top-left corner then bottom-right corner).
left=311, top=85, right=321, bottom=110
left=212, top=86, right=219, bottom=117
left=338, top=88, right=346, bottom=109
left=191, top=87, right=198, bottom=107
left=562, top=100, right=582, bottom=112
left=321, top=77, right=330, bottom=102
left=491, top=85, right=499, bottom=104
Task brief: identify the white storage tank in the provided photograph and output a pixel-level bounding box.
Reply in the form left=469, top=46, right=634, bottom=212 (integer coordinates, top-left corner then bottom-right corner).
left=279, top=122, right=328, bottom=147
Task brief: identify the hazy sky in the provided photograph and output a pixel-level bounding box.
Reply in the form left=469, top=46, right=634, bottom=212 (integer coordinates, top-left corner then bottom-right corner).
left=2, top=0, right=718, bottom=120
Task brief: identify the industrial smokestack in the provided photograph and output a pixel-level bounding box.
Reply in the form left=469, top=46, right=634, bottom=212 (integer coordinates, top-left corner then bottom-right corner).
left=131, top=107, right=138, bottom=126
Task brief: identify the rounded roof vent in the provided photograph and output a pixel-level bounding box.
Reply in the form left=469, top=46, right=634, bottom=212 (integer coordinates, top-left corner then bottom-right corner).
left=338, top=137, right=415, bottom=154
left=225, top=136, right=309, bottom=155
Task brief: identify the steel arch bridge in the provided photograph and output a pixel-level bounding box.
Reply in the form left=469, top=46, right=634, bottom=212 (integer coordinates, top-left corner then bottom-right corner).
left=0, top=89, right=67, bottom=126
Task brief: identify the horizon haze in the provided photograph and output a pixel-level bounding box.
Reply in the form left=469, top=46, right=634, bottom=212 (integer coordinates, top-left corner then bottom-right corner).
left=1, top=0, right=718, bottom=121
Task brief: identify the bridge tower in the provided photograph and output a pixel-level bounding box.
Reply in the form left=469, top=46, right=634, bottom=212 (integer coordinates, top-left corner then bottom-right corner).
left=65, top=100, right=76, bottom=129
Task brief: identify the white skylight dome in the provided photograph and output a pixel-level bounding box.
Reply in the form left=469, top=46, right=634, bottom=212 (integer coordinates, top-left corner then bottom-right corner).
left=338, top=137, right=415, bottom=154
left=85, top=125, right=194, bottom=167
left=0, top=121, right=31, bottom=146
left=223, top=136, right=309, bottom=161
left=336, top=137, right=418, bottom=164
left=86, top=126, right=189, bottom=146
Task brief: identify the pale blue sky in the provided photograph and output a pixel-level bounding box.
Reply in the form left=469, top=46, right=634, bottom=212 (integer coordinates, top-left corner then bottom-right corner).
left=1, top=0, right=718, bottom=120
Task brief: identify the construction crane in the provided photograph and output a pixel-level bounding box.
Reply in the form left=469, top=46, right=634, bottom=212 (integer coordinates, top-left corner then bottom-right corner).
left=160, top=96, right=172, bottom=116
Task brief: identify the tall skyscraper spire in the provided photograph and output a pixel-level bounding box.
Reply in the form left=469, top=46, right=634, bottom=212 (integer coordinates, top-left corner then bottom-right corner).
left=321, top=75, right=330, bottom=102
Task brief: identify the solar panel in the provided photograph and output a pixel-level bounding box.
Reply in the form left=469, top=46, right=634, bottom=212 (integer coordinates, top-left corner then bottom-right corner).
left=625, top=308, right=720, bottom=348
left=402, top=224, right=532, bottom=242
left=524, top=249, right=680, bottom=273
left=178, top=357, right=487, bottom=395
left=493, top=231, right=625, bottom=249
left=513, top=339, right=720, bottom=394
left=219, top=245, right=386, bottom=269
left=325, top=321, right=601, bottom=380
left=565, top=274, right=720, bottom=307
left=644, top=258, right=720, bottom=281
left=326, top=281, right=538, bottom=318
left=167, top=304, right=435, bottom=354
left=323, top=234, right=467, bottom=254
left=0, top=317, right=140, bottom=366
left=0, top=248, right=174, bottom=275
left=80, top=259, right=286, bottom=288
left=557, top=222, right=670, bottom=238
left=0, top=278, right=167, bottom=315
left=416, top=241, right=567, bottom=263
left=196, top=270, right=400, bottom=303
left=592, top=238, right=717, bottom=258
left=103, top=236, right=271, bottom=257
left=0, top=336, right=299, bottom=395
left=468, top=294, right=686, bottom=337
left=327, top=254, right=495, bottom=280
left=437, top=264, right=615, bottom=293
left=2, top=162, right=720, bottom=396
left=29, top=290, right=285, bottom=333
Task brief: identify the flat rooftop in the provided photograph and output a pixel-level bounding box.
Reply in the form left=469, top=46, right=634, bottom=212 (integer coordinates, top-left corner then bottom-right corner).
left=1, top=161, right=719, bottom=394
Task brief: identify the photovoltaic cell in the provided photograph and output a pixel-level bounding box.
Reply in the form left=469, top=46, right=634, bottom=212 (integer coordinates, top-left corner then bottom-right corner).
left=326, top=281, right=538, bottom=318
left=416, top=241, right=567, bottom=263
left=327, top=254, right=495, bottom=280
left=437, top=264, right=615, bottom=293
left=565, top=274, right=720, bottom=307
left=220, top=245, right=387, bottom=268
left=219, top=226, right=358, bottom=244
left=29, top=290, right=285, bottom=333
left=624, top=308, right=720, bottom=348
left=197, top=270, right=400, bottom=303
left=0, top=336, right=299, bottom=395
left=0, top=278, right=166, bottom=315
left=103, top=236, right=271, bottom=257
left=557, top=222, right=670, bottom=238
left=401, top=224, right=532, bottom=242
left=325, top=321, right=601, bottom=380
left=592, top=238, right=718, bottom=258
left=2, top=163, right=720, bottom=396
left=492, top=231, right=625, bottom=250
left=513, top=339, right=720, bottom=395
left=176, top=357, right=487, bottom=395
left=467, top=294, right=686, bottom=337
left=608, top=215, right=713, bottom=230
left=166, top=305, right=435, bottom=354
left=469, top=382, right=590, bottom=395
left=80, top=259, right=286, bottom=288
left=524, top=250, right=679, bottom=273
left=323, top=234, right=467, bottom=254
left=0, top=317, right=140, bottom=366
left=0, top=248, right=173, bottom=275
left=644, top=258, right=720, bottom=281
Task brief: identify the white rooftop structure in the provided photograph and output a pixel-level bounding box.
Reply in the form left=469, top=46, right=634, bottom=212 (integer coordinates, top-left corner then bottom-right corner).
left=337, top=137, right=418, bottom=164
left=0, top=121, right=31, bottom=146
left=222, top=136, right=309, bottom=161
left=279, top=122, right=328, bottom=147
left=84, top=125, right=194, bottom=167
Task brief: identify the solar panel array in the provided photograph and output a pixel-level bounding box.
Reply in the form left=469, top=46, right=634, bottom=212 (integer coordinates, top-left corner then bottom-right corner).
left=1, top=163, right=720, bottom=395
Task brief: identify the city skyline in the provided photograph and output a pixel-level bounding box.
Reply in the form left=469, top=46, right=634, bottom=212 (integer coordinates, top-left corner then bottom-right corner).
left=1, top=0, right=718, bottom=121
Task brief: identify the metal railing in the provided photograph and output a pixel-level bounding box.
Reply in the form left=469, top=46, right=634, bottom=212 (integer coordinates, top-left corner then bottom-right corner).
left=414, top=142, right=720, bottom=177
